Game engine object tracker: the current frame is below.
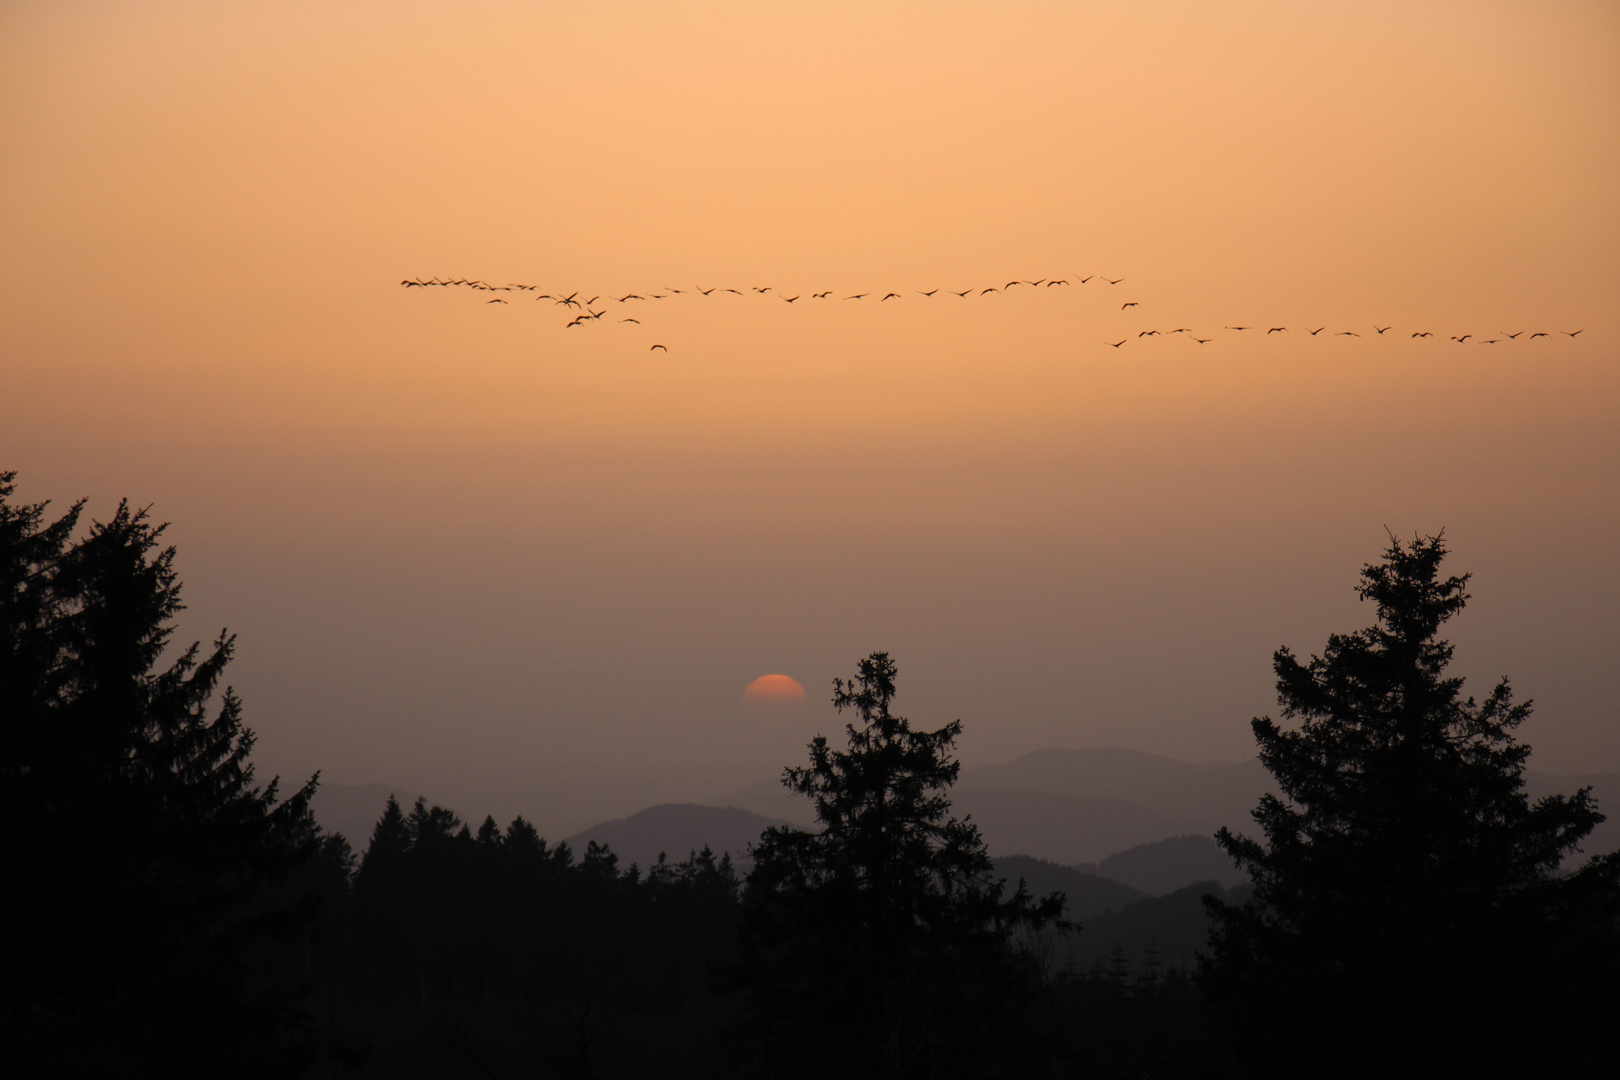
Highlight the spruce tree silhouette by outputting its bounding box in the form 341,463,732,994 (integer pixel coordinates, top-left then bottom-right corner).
0,472,322,1077
737,652,1066,1079
1201,534,1620,1078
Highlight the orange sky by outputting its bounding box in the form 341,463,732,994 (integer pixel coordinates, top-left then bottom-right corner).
3,1,1617,832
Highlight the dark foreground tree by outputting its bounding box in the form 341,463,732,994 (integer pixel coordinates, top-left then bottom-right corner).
1201,534,1620,1078
736,652,1066,1079
0,472,322,1077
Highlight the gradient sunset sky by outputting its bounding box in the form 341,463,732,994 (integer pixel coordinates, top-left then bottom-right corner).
3,0,1616,833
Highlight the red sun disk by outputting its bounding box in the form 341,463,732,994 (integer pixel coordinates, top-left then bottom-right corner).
743,674,808,703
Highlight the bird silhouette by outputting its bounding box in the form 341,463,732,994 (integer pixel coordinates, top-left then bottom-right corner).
1023,279,1045,287
1077,276,1094,284
1192,338,1211,344
1105,340,1126,348
1138,330,1159,337
1375,326,1391,334
1047,279,1069,286
1451,335,1471,342
487,298,507,304
620,318,640,324
1480,339,1500,345
722,288,742,295
1226,326,1250,331
980,288,999,295
881,293,901,301
1004,281,1022,289
1169,328,1192,334
698,287,717,295
846,293,868,300
1105,277,1124,285
1502,331,1524,339
1307,327,1325,336
782,295,799,303
585,296,600,305
1563,330,1584,337
1268,327,1287,334
1122,302,1139,309
754,287,771,294
949,289,971,297
664,287,684,294
1530,332,1548,339
650,344,668,352
918,289,939,297
814,291,832,298
612,294,641,302
1336,331,1359,337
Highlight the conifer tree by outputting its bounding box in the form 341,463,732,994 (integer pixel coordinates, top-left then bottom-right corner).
0,472,322,1074
738,651,1065,1078
1201,534,1620,1077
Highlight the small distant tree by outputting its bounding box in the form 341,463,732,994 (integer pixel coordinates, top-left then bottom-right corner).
737,651,1065,1079
1201,534,1620,1077
0,472,322,1074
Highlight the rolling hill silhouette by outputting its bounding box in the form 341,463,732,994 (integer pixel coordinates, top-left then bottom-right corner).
564,803,797,870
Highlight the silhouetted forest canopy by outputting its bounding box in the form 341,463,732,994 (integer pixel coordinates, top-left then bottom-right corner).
4,472,1617,1078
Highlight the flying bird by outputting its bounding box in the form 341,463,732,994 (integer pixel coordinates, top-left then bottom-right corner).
1562,330,1584,337
814,291,832,298
1105,278,1124,285
1138,330,1159,337
1121,302,1139,309
650,344,668,352
1307,327,1325,336
782,295,800,303
1023,279,1045,287
950,289,971,297
1336,331,1359,336
722,288,742,295
846,293,868,300
487,298,507,304
1375,326,1391,334
1077,276,1094,284
1047,279,1069,286
1451,335,1471,342
664,287,684,294
1226,326,1250,331
1480,339,1500,345
1268,327,1287,334
620,318,640,324
1502,331,1524,339
881,293,901,301
1105,340,1126,348
980,288,999,295
754,287,772,294
918,289,939,297
1412,332,1433,338
1004,281,1022,289
1192,338,1211,344
1530,332,1548,339
1169,328,1192,334
698,287,717,295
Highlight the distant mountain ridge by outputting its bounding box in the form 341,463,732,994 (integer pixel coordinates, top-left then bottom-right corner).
315,750,1619,883
564,803,797,871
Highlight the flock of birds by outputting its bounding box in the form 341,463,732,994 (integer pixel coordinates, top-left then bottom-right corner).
400,276,1585,353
